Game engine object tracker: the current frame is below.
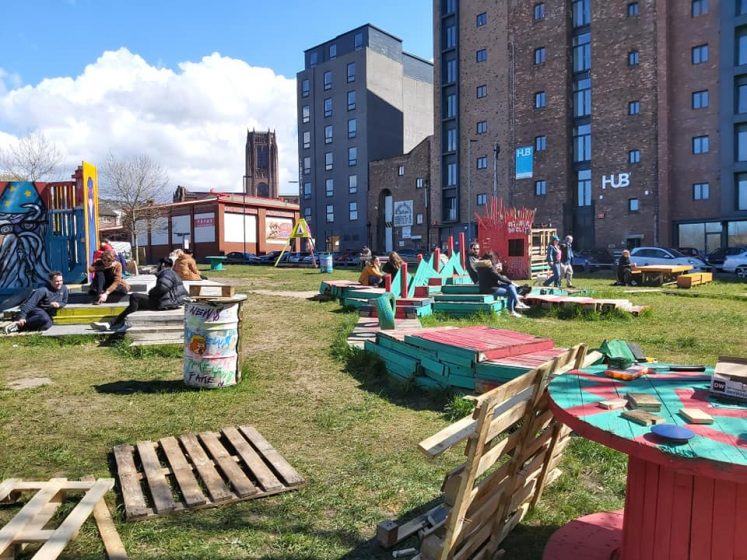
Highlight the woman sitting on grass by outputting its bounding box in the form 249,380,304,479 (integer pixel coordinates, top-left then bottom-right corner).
475,251,530,318
358,256,386,287
381,251,404,276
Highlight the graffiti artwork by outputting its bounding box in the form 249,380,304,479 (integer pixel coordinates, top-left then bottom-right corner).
0,182,52,289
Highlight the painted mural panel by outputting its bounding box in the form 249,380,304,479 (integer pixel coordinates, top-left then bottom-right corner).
0,181,53,289
82,162,99,270
194,212,215,243
223,213,257,243
265,217,292,244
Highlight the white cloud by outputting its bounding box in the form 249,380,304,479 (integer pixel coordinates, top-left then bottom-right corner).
0,48,299,195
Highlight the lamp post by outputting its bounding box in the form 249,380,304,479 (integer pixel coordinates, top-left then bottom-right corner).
242,175,249,258
466,139,477,243
423,179,431,251
493,142,500,198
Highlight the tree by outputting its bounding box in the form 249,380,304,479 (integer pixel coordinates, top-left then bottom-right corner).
0,132,63,181
101,153,170,263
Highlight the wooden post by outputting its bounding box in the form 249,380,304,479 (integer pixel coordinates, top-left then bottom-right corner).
417,253,423,264
384,274,392,293
459,232,466,270
448,236,454,258
434,248,441,272
400,262,408,298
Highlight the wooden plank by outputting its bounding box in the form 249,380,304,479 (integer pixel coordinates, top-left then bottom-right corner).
136,441,177,514
639,460,660,559
689,476,715,560
222,427,284,492
0,481,64,555
239,426,304,487
178,433,235,503
667,472,693,560
159,436,208,508
112,444,150,519
711,479,737,560
82,476,128,560
651,466,675,560
199,432,257,498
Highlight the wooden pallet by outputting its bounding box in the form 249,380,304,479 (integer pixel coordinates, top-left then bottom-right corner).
0,477,126,559
113,425,304,520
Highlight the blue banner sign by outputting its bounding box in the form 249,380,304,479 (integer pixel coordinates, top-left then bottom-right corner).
515,146,534,179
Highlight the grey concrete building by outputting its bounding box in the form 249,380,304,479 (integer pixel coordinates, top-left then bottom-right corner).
433,0,747,254
297,24,433,253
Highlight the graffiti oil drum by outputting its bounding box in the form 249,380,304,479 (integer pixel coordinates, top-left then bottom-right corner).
319,253,333,273
183,294,247,388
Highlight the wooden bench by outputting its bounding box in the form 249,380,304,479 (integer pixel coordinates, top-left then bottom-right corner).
676,271,713,288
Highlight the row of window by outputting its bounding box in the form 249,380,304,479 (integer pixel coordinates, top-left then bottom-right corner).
530,0,711,24
305,203,432,225
301,147,359,175
302,120,358,149
303,175,359,199
300,91,357,125
307,32,363,67
300,64,356,97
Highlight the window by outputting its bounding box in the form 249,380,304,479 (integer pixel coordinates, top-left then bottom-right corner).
627,2,639,16
325,152,333,171
303,207,311,219
324,98,332,117
692,90,709,109
534,47,546,65
347,90,356,111
737,77,747,113
398,165,405,176
445,24,457,49
740,0,747,16
476,49,487,62
303,182,311,199
691,0,708,16
737,124,747,161
534,91,547,108
476,193,488,206
349,202,358,221
326,204,334,223
692,44,709,64
303,156,311,174
477,121,488,134
573,124,591,162
533,3,545,21
476,85,487,98
574,77,591,117
324,125,333,144
629,149,641,164
572,0,590,27
476,156,488,169
301,79,310,97
347,118,357,139
628,50,640,65
329,44,336,59
302,105,310,124
309,51,318,66
629,198,640,212
444,195,457,222
692,135,710,154
416,213,424,225
693,182,710,200
325,178,334,197
348,174,357,194
446,128,457,151
628,100,640,115
737,174,747,210
738,27,747,66
445,58,457,83
302,131,311,149
354,32,363,50
323,71,332,90
535,180,547,196
348,147,357,166
476,12,487,26
347,62,356,82
573,33,590,72
447,162,458,186
446,93,457,117
416,177,425,188
443,0,456,15
577,169,591,207
535,135,547,151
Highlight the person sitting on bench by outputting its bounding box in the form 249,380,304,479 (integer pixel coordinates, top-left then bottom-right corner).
475,251,530,318
93,257,188,332
88,251,130,304
174,249,207,280
3,271,69,334
615,250,636,286
358,256,386,286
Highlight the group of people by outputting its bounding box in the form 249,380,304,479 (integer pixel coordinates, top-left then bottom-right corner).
358,251,404,286
542,235,576,289
466,242,530,318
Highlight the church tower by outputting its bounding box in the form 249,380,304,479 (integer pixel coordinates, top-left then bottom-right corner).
244,129,278,198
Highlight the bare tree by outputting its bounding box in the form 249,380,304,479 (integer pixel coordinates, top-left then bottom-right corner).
0,132,63,181
101,153,170,263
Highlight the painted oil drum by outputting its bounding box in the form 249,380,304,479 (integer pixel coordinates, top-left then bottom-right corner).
319,253,333,273
183,296,246,388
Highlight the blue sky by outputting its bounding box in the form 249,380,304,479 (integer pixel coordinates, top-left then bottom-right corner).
0,0,433,194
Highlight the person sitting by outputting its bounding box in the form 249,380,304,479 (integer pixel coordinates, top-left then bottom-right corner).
475,251,530,318
174,249,207,281
88,251,130,304
3,271,69,334
382,251,404,276
92,240,115,262
93,258,188,332
615,250,635,286
358,256,386,287
466,241,481,284
359,246,372,271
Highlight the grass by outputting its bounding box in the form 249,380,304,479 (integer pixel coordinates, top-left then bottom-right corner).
0,265,745,559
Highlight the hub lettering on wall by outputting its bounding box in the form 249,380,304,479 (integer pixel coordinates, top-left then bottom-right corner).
601,173,631,190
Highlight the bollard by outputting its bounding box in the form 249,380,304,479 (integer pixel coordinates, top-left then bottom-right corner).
400,262,408,298
434,248,441,272
459,232,466,270
448,235,454,258
384,273,392,293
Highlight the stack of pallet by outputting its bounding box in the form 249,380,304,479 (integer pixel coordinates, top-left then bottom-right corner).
524,293,647,316
363,325,572,391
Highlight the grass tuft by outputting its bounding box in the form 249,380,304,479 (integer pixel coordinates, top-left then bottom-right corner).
443,394,476,421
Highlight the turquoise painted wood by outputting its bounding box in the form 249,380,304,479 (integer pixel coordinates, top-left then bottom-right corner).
432,294,497,303
441,284,481,294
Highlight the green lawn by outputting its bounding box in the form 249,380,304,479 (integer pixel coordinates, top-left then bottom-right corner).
0,266,745,559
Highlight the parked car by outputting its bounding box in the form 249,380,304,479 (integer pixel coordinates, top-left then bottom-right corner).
629,247,709,271
258,250,283,265
224,251,260,265
706,247,747,270
677,247,708,261
571,249,615,272
333,251,358,267
722,248,747,278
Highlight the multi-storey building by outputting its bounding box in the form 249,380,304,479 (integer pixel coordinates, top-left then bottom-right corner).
297,25,433,253
433,0,747,253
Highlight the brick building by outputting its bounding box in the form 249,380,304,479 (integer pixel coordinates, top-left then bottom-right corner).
433,0,747,253
244,130,279,198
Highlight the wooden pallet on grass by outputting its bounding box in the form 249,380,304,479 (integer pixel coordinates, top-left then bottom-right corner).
113,425,304,520
0,477,126,560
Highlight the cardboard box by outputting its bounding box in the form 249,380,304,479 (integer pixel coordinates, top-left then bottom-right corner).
710,357,747,402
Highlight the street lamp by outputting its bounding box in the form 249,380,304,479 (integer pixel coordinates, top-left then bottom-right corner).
466,139,478,243
493,142,500,198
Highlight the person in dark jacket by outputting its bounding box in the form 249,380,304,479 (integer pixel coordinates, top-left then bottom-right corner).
615,250,636,286
381,251,404,276
543,235,562,288
475,252,529,318
465,241,481,284
3,271,68,333
93,258,188,332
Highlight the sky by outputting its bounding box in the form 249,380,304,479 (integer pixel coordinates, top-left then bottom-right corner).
0,0,432,195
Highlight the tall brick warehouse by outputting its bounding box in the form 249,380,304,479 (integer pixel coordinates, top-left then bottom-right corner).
434,0,747,253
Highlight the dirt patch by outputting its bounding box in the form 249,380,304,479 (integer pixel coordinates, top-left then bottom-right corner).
248,289,320,299
7,377,53,390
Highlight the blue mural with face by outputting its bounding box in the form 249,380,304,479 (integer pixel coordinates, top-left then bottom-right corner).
0,182,52,289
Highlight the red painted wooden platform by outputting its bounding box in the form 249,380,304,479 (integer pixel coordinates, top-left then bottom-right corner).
543,510,623,560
